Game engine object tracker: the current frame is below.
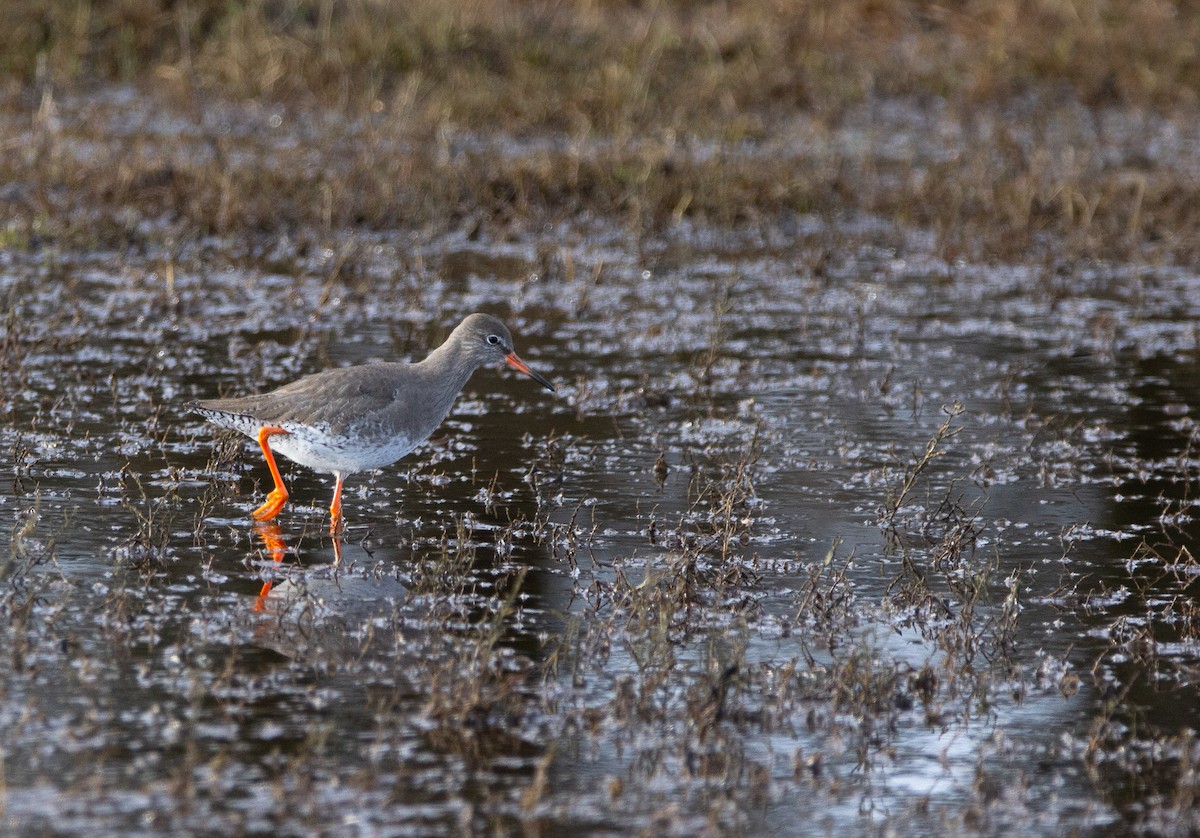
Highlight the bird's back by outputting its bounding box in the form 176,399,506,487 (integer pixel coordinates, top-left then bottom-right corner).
190,363,414,437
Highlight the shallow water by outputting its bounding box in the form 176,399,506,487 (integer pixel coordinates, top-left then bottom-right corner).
2,214,1200,834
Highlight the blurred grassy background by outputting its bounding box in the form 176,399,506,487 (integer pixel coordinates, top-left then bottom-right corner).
4,0,1200,259
7,0,1200,128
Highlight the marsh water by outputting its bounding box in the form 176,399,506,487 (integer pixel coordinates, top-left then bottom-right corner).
5,155,1200,835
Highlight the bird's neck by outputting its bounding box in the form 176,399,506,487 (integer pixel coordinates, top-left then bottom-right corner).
418,338,479,415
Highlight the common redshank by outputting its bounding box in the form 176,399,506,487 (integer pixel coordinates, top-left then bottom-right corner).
189,313,554,532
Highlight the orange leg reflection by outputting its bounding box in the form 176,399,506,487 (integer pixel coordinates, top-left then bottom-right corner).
252,520,287,611
251,520,344,612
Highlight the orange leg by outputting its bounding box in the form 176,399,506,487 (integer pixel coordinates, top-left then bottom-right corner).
329,472,346,534
252,425,291,521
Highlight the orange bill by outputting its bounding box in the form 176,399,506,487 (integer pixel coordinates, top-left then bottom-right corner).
505,352,555,391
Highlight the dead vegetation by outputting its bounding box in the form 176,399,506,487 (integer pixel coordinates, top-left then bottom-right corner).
9,1,1200,118
4,1,1200,259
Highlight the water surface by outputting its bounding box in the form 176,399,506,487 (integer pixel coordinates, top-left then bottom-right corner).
2,218,1199,834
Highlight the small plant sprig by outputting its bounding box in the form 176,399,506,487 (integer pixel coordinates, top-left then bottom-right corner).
880,401,965,532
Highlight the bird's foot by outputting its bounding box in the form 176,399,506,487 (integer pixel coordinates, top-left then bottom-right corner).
252,488,289,520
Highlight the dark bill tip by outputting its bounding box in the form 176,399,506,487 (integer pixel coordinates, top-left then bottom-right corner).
505,352,555,392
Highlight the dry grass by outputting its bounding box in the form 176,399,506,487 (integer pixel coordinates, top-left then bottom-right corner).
8,1,1200,120
3,1,1200,260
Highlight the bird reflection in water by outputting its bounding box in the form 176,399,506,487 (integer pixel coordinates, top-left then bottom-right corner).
251,520,343,611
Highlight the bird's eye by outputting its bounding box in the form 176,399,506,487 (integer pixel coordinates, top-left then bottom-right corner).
486,334,501,346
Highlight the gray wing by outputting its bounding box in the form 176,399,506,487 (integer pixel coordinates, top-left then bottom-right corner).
190,363,406,436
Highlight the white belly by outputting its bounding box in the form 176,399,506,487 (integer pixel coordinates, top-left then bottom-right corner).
266,423,417,476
